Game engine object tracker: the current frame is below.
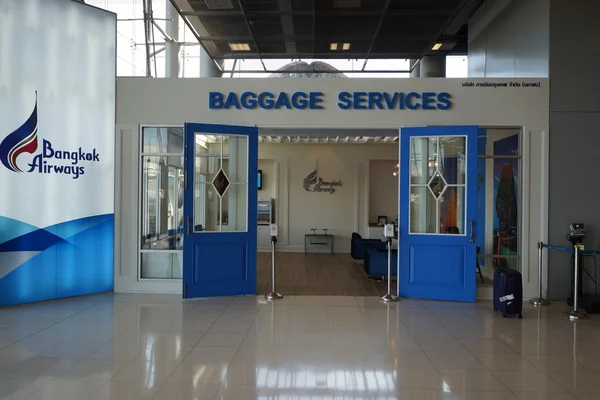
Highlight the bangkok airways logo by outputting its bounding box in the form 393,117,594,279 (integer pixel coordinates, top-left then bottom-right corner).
0,92,39,172
0,92,100,179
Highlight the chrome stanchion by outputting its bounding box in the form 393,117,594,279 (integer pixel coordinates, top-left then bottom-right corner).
381,237,399,303
265,235,283,300
530,242,551,306
565,244,588,320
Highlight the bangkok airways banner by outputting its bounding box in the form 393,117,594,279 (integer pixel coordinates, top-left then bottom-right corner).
0,0,116,306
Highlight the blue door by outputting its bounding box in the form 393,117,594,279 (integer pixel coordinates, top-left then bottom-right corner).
399,126,478,302
183,123,258,298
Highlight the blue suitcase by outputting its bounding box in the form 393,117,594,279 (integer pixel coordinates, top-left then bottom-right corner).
493,268,523,318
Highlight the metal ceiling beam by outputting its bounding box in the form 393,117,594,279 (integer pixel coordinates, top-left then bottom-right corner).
361,0,393,71
236,0,266,71
278,0,297,54
312,0,316,58
425,0,475,55
192,34,433,41
215,49,422,59
219,68,411,73
180,10,454,17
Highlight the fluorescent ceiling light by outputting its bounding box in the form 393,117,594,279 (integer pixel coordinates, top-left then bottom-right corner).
342,43,351,50
432,43,443,51
229,43,250,51
330,43,338,51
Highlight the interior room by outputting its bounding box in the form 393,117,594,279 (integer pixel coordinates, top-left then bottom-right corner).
254,128,399,296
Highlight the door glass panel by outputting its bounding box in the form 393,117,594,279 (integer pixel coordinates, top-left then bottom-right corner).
441,186,465,234
410,137,437,185
409,136,467,235
221,184,247,231
228,136,248,184
193,132,248,233
410,186,436,233
439,137,466,184
194,182,218,232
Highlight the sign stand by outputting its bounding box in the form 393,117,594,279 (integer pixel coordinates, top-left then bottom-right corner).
529,242,550,306
565,244,588,320
265,224,283,300
381,224,399,303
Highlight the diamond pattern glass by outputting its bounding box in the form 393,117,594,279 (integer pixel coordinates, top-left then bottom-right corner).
212,168,230,198
428,172,446,199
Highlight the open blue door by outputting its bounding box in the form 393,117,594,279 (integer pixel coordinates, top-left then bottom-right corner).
183,123,257,298
399,126,478,302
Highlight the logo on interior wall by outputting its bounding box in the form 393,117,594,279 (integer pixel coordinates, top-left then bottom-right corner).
0,92,100,179
303,159,342,194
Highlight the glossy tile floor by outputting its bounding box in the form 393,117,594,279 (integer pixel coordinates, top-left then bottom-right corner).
1,295,600,400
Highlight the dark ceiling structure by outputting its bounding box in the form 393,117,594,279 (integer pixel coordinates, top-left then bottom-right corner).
169,0,483,67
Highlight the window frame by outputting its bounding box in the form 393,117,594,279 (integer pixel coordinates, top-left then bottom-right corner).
138,124,185,282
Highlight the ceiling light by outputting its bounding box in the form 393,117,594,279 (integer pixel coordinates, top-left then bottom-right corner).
342,43,351,50
229,43,250,51
432,43,443,51
330,43,338,51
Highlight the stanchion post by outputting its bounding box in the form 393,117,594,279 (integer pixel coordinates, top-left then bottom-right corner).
266,224,282,300
530,241,550,306
565,244,588,320
381,223,399,303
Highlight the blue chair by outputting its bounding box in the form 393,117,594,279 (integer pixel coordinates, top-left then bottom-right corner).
364,242,397,279
351,232,384,260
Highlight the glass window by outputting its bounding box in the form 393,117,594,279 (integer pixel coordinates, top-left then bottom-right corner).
476,129,521,284
409,136,466,234
193,133,248,233
140,126,184,280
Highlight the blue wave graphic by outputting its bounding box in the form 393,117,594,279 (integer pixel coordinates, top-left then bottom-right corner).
0,217,39,246
0,92,38,172
0,229,66,252
0,214,113,252
45,214,113,242
0,214,114,307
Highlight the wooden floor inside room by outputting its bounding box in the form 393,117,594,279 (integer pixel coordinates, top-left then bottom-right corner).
256,253,388,296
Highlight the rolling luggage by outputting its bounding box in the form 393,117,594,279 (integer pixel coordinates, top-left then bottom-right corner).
493,268,523,318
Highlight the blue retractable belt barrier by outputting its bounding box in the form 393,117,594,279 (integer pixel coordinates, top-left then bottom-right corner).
581,250,600,255
542,243,574,253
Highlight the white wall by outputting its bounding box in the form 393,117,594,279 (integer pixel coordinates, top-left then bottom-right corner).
469,0,549,78
115,77,549,298
258,144,398,253
369,160,399,225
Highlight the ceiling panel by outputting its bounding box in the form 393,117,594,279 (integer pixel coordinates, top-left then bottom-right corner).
172,0,483,63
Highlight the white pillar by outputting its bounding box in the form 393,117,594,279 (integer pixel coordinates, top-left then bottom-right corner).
165,2,180,78
200,46,222,77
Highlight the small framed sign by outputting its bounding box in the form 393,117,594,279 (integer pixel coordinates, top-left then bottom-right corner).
378,216,387,226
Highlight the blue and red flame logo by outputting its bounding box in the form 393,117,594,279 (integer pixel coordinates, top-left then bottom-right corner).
0,92,38,172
